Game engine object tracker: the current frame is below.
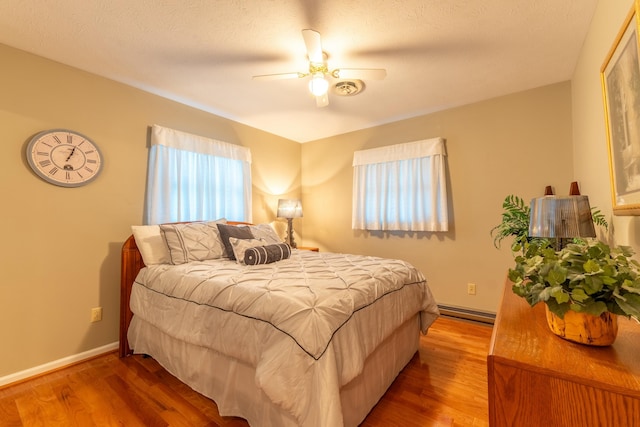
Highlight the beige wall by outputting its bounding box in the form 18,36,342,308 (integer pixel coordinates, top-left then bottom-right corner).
300,82,574,313
572,0,640,249
0,43,300,377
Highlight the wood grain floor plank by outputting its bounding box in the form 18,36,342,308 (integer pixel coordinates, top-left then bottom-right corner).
53,383,95,426
0,317,492,426
0,395,21,426
361,318,492,427
15,383,75,427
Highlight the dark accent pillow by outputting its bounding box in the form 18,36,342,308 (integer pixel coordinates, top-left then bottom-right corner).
244,243,292,265
217,224,254,260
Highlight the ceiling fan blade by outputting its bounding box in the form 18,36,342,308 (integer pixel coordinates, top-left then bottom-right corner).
302,29,324,64
315,93,329,107
331,68,387,80
252,72,306,81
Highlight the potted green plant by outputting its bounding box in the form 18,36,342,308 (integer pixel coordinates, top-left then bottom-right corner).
490,195,531,252
492,194,640,345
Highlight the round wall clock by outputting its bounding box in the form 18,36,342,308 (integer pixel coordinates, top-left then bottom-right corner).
26,129,103,187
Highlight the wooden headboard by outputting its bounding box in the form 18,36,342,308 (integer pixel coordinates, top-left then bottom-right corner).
118,221,252,357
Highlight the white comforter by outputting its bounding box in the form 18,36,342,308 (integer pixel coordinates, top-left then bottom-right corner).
130,249,439,426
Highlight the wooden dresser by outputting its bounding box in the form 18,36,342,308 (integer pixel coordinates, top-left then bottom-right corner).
488,279,640,426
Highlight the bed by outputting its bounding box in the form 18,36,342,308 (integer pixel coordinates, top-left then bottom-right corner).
119,220,439,427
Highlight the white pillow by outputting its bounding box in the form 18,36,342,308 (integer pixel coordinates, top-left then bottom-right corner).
131,225,171,265
250,223,283,245
229,237,267,264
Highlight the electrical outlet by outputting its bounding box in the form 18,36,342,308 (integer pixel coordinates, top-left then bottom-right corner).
467,283,477,295
91,307,103,323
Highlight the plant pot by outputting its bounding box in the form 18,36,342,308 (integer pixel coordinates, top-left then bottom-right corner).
544,305,618,346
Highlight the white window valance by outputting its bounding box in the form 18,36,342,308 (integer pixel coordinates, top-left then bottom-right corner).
352,137,445,166
151,124,251,163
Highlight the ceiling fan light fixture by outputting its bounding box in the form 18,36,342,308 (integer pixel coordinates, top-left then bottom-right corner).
252,29,386,107
308,72,329,96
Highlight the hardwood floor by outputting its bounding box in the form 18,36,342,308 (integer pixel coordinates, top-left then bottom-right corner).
0,317,492,426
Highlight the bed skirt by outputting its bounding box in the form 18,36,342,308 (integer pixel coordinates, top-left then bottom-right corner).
128,314,420,427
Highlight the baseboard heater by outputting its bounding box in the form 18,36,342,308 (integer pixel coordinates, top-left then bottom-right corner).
438,304,496,325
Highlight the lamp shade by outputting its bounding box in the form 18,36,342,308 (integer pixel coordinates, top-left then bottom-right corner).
277,199,303,218
529,195,595,238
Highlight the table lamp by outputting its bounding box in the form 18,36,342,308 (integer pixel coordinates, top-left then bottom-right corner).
529,195,596,250
277,199,303,248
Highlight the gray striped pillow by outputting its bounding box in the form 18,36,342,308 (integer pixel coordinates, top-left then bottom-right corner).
244,243,291,265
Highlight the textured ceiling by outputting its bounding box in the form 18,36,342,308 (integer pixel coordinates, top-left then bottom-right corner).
0,0,597,143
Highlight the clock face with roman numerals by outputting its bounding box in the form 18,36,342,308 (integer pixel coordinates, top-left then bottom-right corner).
26,129,103,187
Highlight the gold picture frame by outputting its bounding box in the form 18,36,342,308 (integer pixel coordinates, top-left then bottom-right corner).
601,2,640,215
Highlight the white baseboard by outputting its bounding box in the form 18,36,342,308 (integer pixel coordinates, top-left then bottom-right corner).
0,341,118,387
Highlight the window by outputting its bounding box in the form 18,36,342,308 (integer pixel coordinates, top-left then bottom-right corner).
352,138,448,231
145,125,252,224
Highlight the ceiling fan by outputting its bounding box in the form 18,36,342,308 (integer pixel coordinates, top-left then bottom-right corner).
252,29,387,107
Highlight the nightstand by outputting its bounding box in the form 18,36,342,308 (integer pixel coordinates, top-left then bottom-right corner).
297,246,319,252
